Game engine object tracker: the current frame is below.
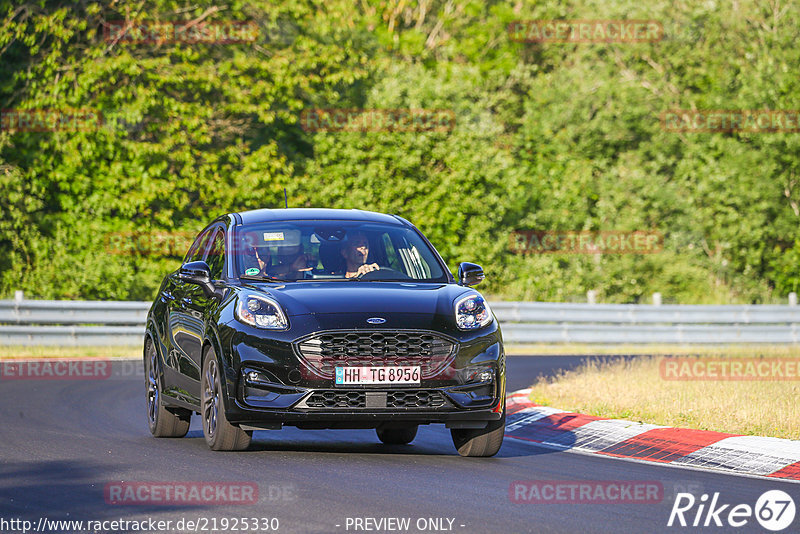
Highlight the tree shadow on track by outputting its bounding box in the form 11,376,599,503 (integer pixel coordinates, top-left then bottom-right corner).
184,428,450,456
183,426,568,459
0,459,219,523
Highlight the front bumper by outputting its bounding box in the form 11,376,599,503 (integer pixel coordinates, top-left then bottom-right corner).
227,377,504,429
229,404,503,430
219,315,505,429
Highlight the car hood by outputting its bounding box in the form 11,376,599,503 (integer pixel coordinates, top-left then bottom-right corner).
242,281,473,318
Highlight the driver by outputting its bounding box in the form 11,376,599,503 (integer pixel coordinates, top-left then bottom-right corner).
341,231,379,278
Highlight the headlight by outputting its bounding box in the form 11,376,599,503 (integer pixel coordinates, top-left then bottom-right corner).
236,294,288,329
455,294,492,330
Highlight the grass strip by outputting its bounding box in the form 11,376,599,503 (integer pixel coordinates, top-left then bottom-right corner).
0,345,142,359
528,347,800,440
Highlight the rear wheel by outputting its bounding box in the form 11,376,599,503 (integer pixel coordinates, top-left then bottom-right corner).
451,411,505,457
376,425,418,445
201,347,251,451
145,339,190,438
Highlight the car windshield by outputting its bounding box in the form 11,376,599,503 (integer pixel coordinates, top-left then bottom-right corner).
234,220,448,282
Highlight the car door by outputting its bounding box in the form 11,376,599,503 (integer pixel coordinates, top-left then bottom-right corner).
166,228,212,406
180,226,227,401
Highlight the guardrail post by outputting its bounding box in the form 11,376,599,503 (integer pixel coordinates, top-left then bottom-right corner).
13,290,23,318
790,292,798,307
652,292,662,306
587,290,597,305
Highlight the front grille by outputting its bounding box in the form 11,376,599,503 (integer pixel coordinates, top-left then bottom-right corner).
305,391,365,408
295,330,457,379
387,390,447,408
303,390,449,409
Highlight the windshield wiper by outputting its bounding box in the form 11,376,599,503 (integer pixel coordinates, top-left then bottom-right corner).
345,276,412,282
239,274,294,283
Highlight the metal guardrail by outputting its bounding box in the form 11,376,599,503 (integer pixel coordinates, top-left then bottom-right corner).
0,299,149,345
0,299,150,325
491,302,800,343
0,298,798,345
491,302,800,325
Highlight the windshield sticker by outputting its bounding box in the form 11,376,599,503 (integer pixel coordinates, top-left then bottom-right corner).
245,267,260,276
263,232,285,241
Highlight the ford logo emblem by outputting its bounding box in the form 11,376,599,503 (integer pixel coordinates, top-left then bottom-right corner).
366,317,386,324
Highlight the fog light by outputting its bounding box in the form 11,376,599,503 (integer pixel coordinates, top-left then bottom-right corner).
459,366,495,385
244,369,274,386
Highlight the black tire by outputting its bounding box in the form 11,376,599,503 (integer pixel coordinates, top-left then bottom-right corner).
201,346,251,451
145,339,190,438
451,411,505,457
376,425,418,445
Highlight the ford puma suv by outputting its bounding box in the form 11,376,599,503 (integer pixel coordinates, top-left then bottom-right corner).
144,208,506,456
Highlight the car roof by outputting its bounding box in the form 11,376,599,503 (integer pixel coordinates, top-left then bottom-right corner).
235,208,406,226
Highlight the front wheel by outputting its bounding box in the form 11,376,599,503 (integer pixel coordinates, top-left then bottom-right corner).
451,411,505,457
201,347,252,451
145,339,190,438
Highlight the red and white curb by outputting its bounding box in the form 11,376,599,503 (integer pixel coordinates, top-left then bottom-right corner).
504,388,800,482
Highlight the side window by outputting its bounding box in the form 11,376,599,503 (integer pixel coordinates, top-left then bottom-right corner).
394,235,426,279
381,233,402,271
409,245,431,278
185,230,211,264
205,229,226,280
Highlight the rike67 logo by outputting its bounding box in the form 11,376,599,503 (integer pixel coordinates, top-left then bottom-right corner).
668,490,796,531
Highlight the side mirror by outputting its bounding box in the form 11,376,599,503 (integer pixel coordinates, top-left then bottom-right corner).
179,261,216,298
457,262,485,287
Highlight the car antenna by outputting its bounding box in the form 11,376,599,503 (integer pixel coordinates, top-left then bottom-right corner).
284,188,288,209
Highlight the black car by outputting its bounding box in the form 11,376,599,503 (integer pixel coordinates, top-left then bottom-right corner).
144,208,506,456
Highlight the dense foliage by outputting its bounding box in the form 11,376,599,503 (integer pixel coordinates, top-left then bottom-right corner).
1,0,798,303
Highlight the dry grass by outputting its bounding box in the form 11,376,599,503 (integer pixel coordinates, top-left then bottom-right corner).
528,346,800,440
0,345,142,359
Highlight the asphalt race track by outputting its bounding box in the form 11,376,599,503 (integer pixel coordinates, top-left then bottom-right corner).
0,355,797,534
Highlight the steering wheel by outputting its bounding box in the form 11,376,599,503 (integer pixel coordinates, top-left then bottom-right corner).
354,267,412,281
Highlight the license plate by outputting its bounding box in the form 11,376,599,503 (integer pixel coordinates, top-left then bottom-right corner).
335,366,420,385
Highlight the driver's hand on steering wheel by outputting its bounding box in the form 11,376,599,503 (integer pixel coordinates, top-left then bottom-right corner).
354,263,380,277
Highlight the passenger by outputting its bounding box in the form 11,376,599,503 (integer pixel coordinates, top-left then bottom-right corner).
270,244,312,279
247,245,271,275
341,232,380,278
